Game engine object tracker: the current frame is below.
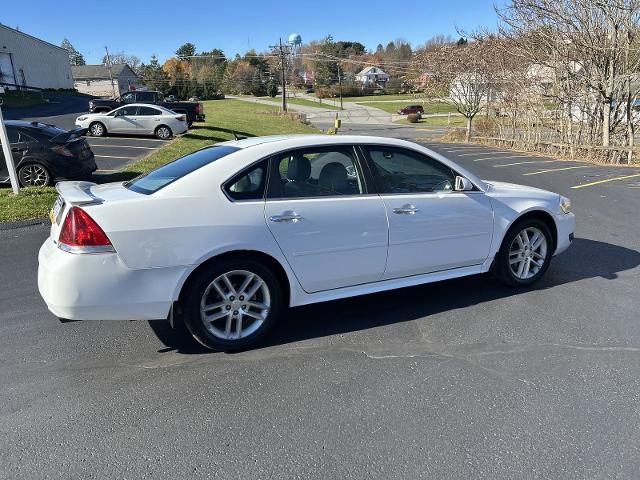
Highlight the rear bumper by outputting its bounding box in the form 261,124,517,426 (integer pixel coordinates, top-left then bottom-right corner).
553,212,575,256
194,115,205,122
38,238,186,321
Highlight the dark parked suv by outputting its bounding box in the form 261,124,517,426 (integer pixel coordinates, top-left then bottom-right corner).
0,121,96,187
397,105,425,115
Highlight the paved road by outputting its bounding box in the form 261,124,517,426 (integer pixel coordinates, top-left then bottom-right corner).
2,130,640,478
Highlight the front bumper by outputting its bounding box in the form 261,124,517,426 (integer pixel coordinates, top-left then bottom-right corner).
553,212,575,256
38,238,187,321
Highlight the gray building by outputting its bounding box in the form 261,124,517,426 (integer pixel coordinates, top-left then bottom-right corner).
72,64,141,98
0,24,73,89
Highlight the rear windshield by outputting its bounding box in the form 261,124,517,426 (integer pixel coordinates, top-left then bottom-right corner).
126,145,240,194
26,123,66,139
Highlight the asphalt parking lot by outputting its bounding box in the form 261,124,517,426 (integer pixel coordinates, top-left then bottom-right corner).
1,133,640,479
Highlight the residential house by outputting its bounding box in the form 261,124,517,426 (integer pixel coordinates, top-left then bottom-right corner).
355,66,390,88
71,64,141,97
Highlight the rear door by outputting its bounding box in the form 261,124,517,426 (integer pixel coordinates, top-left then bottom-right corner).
108,106,140,133
135,106,163,134
263,146,389,293
362,145,494,279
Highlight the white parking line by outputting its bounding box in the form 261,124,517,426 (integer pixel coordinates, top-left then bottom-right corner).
473,155,532,162
458,151,514,157
524,166,591,176
89,144,157,150
493,160,557,167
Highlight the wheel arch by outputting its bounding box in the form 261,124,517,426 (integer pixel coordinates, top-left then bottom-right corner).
172,249,292,320
502,209,558,253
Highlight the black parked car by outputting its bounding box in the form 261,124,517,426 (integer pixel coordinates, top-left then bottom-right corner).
0,121,96,187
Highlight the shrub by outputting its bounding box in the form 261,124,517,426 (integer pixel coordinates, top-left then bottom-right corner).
407,113,421,123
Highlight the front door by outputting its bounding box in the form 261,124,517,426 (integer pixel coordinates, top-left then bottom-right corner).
362,145,494,279
264,146,388,293
109,106,140,133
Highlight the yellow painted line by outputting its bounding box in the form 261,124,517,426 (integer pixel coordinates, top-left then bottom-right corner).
570,173,640,189
89,144,157,150
524,166,590,176
95,169,119,173
94,155,134,159
494,160,556,167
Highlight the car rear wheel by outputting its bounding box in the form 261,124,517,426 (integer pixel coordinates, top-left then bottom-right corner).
182,258,284,351
89,122,106,137
155,125,172,140
18,163,51,187
496,218,553,287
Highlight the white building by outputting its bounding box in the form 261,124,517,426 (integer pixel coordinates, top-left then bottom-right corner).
355,66,390,88
0,24,73,89
71,64,141,97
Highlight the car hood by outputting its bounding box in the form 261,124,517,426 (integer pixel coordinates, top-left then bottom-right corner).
484,180,560,200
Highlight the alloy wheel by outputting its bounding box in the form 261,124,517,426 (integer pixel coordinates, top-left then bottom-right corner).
508,227,548,280
156,127,171,139
19,164,49,187
90,123,104,136
199,270,271,341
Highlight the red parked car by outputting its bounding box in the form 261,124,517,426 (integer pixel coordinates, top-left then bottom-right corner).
397,105,424,115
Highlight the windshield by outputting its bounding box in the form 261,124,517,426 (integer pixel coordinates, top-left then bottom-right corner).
125,145,240,194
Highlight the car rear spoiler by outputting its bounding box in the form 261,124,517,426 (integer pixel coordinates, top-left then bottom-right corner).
50,127,88,144
55,181,101,205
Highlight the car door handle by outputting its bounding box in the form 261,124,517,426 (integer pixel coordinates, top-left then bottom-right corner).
393,204,419,215
269,212,302,223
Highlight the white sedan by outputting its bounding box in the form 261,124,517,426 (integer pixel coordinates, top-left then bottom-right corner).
75,103,188,139
38,135,575,351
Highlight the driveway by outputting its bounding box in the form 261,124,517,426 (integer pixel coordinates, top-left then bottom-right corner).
1,127,639,478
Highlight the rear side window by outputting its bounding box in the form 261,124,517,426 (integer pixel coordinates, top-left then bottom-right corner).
224,160,268,201
136,92,155,102
138,106,161,116
126,145,240,194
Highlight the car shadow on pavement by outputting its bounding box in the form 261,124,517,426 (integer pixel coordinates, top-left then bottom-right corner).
148,237,640,354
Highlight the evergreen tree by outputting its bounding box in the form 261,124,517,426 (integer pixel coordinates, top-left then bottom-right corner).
60,38,85,66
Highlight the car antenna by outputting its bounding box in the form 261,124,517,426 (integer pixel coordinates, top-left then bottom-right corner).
232,130,239,140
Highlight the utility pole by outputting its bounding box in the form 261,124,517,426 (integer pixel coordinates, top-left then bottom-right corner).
337,63,344,110
0,87,20,194
104,46,116,98
270,38,290,112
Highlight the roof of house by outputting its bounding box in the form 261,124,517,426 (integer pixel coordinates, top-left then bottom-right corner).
71,64,138,80
356,66,389,76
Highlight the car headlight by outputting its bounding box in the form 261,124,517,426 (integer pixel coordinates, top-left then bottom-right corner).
77,116,88,122
559,195,572,214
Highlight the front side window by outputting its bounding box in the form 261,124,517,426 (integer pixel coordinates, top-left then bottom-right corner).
225,160,268,201
126,145,240,194
118,106,139,116
366,147,455,194
269,147,363,199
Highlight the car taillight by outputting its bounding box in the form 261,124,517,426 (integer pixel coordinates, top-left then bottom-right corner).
58,207,115,254
195,104,200,114
51,145,74,157
175,115,185,122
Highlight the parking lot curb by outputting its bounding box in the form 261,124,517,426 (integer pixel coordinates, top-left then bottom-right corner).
0,218,48,231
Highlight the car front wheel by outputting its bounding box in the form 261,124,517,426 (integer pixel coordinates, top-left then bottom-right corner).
89,122,106,137
182,258,284,351
496,218,553,287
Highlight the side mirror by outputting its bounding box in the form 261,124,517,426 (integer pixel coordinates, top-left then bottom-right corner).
455,176,474,191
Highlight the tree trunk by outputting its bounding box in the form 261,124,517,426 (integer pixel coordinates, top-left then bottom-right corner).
466,116,472,142
602,99,611,147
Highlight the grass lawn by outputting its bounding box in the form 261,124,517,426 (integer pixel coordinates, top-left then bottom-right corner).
2,91,46,108
0,99,319,222
395,115,467,127
359,101,459,115
259,96,341,111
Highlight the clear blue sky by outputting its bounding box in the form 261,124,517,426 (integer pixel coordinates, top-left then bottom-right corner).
1,0,505,64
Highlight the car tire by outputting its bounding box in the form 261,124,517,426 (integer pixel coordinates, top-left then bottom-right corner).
17,163,52,187
155,125,172,140
496,218,553,287
181,258,284,351
89,122,106,137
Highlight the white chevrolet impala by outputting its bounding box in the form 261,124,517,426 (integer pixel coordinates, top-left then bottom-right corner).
38,136,575,350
